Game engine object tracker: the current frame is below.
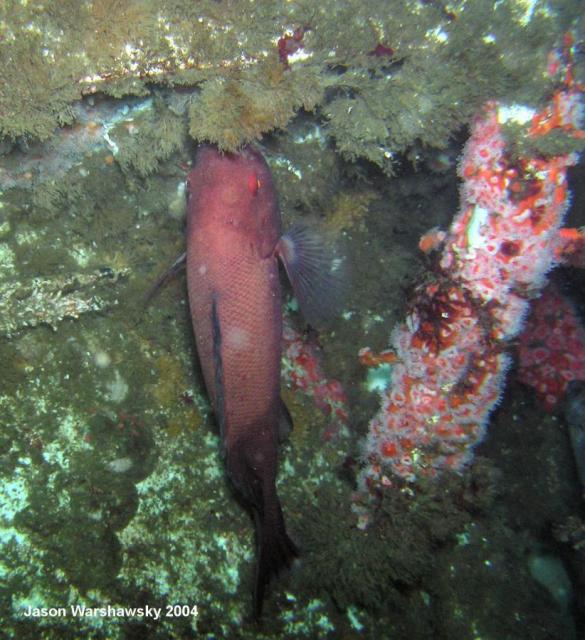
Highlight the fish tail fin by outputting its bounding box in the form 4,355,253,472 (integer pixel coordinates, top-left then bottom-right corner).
227,449,298,619
253,485,298,619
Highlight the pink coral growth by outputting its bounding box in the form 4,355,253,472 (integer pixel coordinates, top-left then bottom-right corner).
518,283,585,411
277,27,309,68
282,319,348,436
358,37,583,493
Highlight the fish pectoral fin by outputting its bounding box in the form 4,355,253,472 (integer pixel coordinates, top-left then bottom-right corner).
278,397,293,442
144,252,187,306
276,225,345,327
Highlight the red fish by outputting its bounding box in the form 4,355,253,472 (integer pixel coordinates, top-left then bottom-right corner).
186,145,339,617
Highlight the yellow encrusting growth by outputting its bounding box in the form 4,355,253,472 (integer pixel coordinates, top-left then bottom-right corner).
189,62,323,152
325,189,379,233
151,353,203,435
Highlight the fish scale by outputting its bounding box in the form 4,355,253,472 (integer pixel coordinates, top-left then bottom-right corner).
188,247,281,433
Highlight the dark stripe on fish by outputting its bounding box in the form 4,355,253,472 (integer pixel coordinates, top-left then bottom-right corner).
211,295,227,445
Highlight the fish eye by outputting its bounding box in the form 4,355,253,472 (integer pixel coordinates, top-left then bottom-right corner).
247,173,261,196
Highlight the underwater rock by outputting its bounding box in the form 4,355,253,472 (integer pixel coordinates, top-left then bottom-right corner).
563,381,585,497
0,268,129,337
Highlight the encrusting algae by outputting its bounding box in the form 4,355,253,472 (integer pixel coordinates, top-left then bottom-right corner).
151,353,205,437
2,0,582,164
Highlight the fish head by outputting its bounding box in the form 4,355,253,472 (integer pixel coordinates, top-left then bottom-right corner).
187,145,280,250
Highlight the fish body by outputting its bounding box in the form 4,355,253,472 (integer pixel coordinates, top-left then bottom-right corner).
186,145,296,615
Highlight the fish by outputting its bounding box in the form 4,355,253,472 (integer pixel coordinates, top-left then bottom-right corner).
185,144,340,617
563,380,585,498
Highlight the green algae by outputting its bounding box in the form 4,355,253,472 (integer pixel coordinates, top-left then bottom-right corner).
116,97,186,177
1,0,583,164
188,61,324,151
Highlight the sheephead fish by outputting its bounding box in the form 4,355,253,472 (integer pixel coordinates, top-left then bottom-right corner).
186,144,339,617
